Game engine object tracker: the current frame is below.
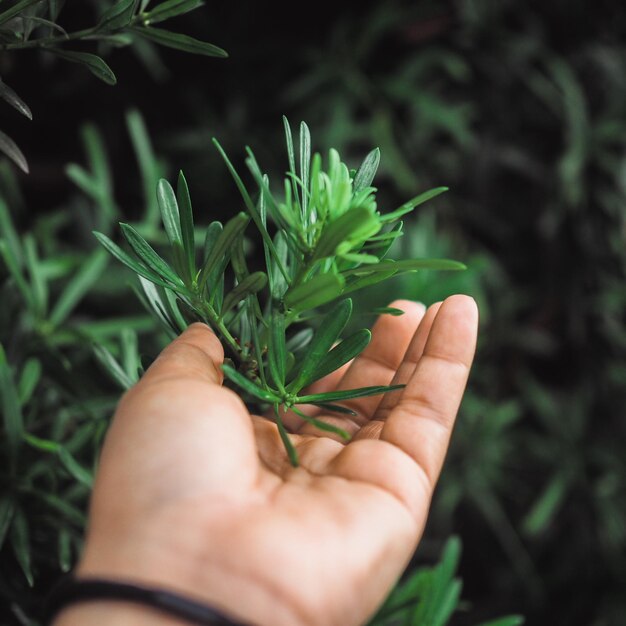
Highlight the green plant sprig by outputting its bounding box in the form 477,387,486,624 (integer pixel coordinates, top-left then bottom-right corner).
95,118,465,464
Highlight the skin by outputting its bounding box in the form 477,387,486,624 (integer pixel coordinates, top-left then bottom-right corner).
54,295,478,626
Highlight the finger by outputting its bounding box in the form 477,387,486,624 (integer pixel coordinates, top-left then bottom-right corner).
312,300,426,425
372,301,443,422
139,322,225,388
380,295,478,487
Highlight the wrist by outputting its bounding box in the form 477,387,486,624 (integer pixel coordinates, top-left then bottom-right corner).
72,505,307,626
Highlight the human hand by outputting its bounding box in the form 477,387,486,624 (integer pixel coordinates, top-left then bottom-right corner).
55,295,478,626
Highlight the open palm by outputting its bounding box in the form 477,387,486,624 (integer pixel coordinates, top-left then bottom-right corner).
76,295,478,626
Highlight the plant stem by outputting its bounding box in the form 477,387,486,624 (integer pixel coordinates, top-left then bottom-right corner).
2,26,98,50
0,14,146,51
196,300,240,356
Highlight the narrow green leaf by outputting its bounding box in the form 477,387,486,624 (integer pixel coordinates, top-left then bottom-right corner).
0,344,23,467
57,447,93,488
0,128,28,173
282,116,301,216
338,252,379,264
143,0,203,24
290,406,350,440
23,432,59,452
274,405,298,467
93,231,174,289
371,307,405,316
50,50,117,86
66,123,116,224
134,277,179,336
366,221,403,261
268,230,289,298
177,171,195,281
23,234,47,317
58,529,72,572
0,497,14,550
432,579,463,626
203,221,222,260
476,616,525,626
36,491,86,526
156,178,182,245
215,142,289,282
342,270,397,296
132,26,228,58
268,311,287,389
197,212,249,291
0,197,22,267
0,240,32,305
98,0,137,31
65,164,98,199
299,121,311,216
126,109,161,228
380,187,449,223
313,207,380,261
222,365,279,403
17,358,41,406
311,403,357,417
342,258,466,276
10,508,33,586
302,329,371,387
297,384,404,404
0,78,32,120
120,328,140,381
353,147,380,192
437,536,461,585
162,288,187,333
288,299,352,391
21,15,68,36
220,272,267,315
120,223,183,286
522,473,568,536
93,344,135,390
49,249,108,327
0,0,42,26
283,272,345,312
285,328,313,352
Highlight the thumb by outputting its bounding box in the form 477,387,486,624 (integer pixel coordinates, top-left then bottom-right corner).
139,322,225,388
95,324,260,508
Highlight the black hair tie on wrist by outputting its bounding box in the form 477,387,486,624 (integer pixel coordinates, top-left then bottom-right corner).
46,576,248,625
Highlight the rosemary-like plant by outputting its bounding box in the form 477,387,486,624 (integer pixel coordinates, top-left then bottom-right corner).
0,0,225,172
96,118,465,464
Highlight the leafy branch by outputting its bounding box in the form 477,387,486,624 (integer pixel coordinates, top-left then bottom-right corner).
96,118,465,464
0,0,226,173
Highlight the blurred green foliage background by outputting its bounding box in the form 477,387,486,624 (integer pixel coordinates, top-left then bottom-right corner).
1,0,625,624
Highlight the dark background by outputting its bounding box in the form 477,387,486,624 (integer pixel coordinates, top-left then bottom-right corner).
1,0,625,624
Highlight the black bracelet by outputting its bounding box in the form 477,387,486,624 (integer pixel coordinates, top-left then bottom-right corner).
46,576,249,625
